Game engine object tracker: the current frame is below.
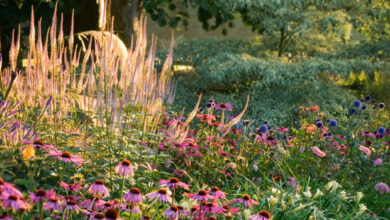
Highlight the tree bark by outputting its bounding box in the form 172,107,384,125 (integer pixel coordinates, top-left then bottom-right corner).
108,0,141,46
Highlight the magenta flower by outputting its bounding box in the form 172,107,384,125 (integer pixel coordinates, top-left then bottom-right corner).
0,179,23,197
123,187,143,204
373,158,383,166
88,180,110,198
208,186,227,200
65,200,80,212
311,146,326,157
215,102,233,111
146,188,172,203
2,195,27,210
202,202,226,214
185,190,213,202
250,210,272,220
121,203,141,214
158,177,190,190
60,181,83,192
232,194,259,208
23,139,58,152
163,206,180,220
79,196,105,210
0,214,12,220
375,182,390,195
29,188,55,203
90,213,105,220
49,151,84,166
115,159,134,177
222,201,240,216
173,169,187,176
43,197,63,212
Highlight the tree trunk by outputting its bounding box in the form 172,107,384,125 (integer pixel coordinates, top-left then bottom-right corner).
108,0,141,46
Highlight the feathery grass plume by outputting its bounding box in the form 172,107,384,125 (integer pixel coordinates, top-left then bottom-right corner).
219,96,250,137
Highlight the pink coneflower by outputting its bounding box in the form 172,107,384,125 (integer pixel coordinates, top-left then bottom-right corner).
232,194,259,208
29,188,55,203
43,197,63,212
215,102,233,111
0,179,23,197
173,169,187,177
177,205,190,216
2,195,26,210
208,186,227,200
104,208,119,220
123,187,143,204
373,158,383,166
90,213,105,220
202,202,226,214
159,177,190,190
23,139,58,152
375,182,390,195
163,206,180,220
121,203,141,214
359,145,371,156
82,209,95,218
60,181,83,192
65,200,80,212
115,159,134,177
100,201,116,211
311,146,326,157
250,210,272,220
185,189,213,202
79,196,105,210
222,201,240,217
49,151,84,166
88,180,110,198
146,188,172,203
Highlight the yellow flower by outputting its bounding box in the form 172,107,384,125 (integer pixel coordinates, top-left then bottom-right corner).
22,144,35,160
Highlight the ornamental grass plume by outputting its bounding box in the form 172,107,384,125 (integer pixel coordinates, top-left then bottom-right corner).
311,146,326,157
359,146,371,156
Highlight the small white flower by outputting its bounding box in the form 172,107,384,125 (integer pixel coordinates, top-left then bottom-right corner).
356,192,364,202
339,190,347,200
359,204,367,214
303,187,312,198
268,196,279,206
313,189,324,199
325,180,341,193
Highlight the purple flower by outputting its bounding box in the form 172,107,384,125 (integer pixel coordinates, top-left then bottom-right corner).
158,177,189,190
163,206,179,220
373,158,383,166
375,182,389,195
88,180,110,198
115,159,134,177
146,189,172,203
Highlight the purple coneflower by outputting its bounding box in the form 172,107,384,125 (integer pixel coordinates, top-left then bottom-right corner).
79,195,105,210
202,202,226,214
2,194,26,210
0,179,23,197
65,200,80,212
222,201,240,217
0,214,12,220
88,180,110,198
209,186,227,200
49,151,84,166
43,197,63,212
373,158,383,166
29,188,55,203
250,210,272,220
185,189,213,202
215,102,233,111
163,206,180,220
375,182,390,195
232,194,259,208
123,187,143,204
90,213,105,220
146,188,172,203
121,203,141,214
60,181,83,192
115,159,134,177
105,208,119,220
159,177,189,190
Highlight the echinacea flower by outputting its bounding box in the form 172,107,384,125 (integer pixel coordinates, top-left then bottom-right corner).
65,200,80,212
0,214,12,220
202,202,226,214
311,147,326,157
146,188,172,203
359,146,371,156
49,151,84,166
104,208,119,220
2,195,26,210
43,197,63,212
115,159,134,177
29,188,55,203
222,201,240,217
209,186,227,200
375,182,390,195
185,190,213,202
250,210,272,220
90,213,105,220
215,102,233,111
163,206,180,220
158,177,189,190
0,179,23,197
88,180,110,198
123,187,143,204
60,181,83,192
121,203,141,214
232,194,259,208
79,195,105,210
